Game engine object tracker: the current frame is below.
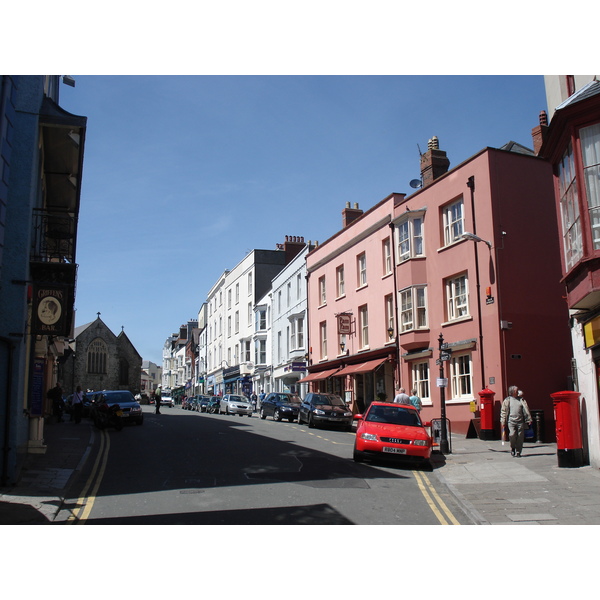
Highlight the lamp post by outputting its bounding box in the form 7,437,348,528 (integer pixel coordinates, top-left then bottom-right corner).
461,230,492,391
438,333,450,454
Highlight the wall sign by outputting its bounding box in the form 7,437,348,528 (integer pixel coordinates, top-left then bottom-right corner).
31,284,69,336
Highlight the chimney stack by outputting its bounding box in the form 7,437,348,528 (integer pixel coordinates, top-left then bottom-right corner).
420,136,450,187
531,110,549,156
342,201,364,228
282,235,306,264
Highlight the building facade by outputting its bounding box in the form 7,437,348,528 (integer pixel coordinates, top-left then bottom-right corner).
539,75,600,467
304,138,573,436
0,76,86,485
61,316,142,395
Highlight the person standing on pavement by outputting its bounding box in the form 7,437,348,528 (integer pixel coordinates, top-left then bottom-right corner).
154,385,162,414
72,385,84,424
48,382,64,422
409,389,422,412
393,387,411,405
500,385,533,457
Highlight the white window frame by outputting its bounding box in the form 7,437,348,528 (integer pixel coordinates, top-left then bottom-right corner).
336,265,345,298
446,274,469,321
359,305,369,349
581,123,600,250
382,238,392,275
385,294,394,339
396,215,425,261
357,252,367,288
411,361,430,403
449,353,473,401
558,141,583,270
443,198,464,246
399,285,427,332
319,276,326,306
320,321,327,360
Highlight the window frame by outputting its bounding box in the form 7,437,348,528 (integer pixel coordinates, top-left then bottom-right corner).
357,252,367,288
445,273,469,321
442,198,464,246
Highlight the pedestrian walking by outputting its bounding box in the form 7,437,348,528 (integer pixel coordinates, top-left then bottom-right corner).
155,385,162,414
500,385,532,457
72,385,84,424
393,387,411,405
409,389,422,412
47,382,64,422
251,392,257,412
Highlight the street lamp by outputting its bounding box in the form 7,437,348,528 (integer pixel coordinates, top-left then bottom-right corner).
461,231,491,248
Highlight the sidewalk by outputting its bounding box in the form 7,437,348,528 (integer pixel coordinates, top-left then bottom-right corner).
2,418,600,525
0,419,94,524
432,436,600,525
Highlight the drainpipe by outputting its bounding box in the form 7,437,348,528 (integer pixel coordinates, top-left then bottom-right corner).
388,221,402,389
1,336,15,487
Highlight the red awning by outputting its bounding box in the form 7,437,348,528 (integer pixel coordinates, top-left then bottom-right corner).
297,368,340,383
335,358,388,376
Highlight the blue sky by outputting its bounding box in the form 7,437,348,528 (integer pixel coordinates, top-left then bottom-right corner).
58,75,549,364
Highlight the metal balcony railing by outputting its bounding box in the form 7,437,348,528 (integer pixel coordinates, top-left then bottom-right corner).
31,208,76,263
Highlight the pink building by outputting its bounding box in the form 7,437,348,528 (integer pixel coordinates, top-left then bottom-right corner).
304,137,573,437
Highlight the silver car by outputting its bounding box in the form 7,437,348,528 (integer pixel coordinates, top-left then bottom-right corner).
219,394,253,417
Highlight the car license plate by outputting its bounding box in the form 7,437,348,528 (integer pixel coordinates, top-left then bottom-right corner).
383,447,406,454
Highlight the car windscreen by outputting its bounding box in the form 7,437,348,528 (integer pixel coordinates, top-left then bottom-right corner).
229,396,245,402
104,392,135,404
278,394,300,402
366,405,422,427
313,394,345,406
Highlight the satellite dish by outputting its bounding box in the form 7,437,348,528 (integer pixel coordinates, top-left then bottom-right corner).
409,179,422,189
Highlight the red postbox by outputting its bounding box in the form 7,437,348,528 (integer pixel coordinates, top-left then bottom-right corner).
551,391,584,468
478,388,495,440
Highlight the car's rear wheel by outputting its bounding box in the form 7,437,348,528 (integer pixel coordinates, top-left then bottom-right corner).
260,408,267,420
308,414,316,428
297,413,303,425
273,409,281,421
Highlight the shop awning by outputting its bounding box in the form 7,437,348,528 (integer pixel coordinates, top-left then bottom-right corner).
297,368,340,383
335,357,388,376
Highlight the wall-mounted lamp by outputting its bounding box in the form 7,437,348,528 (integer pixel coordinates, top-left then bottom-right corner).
462,231,491,249
340,341,345,353
387,327,395,340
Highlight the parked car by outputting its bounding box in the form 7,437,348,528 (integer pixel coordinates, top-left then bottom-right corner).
219,394,253,416
89,390,144,426
160,395,174,408
197,395,211,412
181,397,194,410
297,393,353,430
260,392,302,422
352,401,432,468
206,396,221,414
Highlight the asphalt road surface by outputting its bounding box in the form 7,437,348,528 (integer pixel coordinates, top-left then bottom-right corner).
67,405,471,525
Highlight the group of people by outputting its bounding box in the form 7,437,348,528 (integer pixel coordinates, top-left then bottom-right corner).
392,384,532,457
393,387,423,412
46,382,85,424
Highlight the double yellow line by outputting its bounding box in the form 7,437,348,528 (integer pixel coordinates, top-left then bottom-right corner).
67,429,110,524
413,468,460,525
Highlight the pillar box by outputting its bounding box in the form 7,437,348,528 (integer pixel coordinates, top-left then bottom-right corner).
551,391,584,468
478,388,496,440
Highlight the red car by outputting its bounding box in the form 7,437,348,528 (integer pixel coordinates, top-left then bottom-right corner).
353,402,433,469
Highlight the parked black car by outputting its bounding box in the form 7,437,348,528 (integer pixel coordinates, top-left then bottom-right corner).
89,390,144,426
297,393,353,430
197,395,211,412
260,392,302,422
206,396,221,414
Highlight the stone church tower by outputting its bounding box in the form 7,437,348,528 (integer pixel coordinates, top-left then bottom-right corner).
61,315,142,396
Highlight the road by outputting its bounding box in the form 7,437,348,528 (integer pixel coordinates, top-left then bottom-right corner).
66,405,472,525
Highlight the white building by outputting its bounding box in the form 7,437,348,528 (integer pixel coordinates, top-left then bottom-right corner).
270,242,315,394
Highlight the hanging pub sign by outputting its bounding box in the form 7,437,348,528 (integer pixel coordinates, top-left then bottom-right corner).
31,284,69,336
338,313,352,335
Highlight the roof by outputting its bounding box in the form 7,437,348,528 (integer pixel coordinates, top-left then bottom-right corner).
555,79,600,112
499,140,535,156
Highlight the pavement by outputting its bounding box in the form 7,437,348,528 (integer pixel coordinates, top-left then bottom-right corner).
2,416,600,525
